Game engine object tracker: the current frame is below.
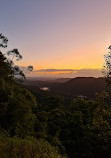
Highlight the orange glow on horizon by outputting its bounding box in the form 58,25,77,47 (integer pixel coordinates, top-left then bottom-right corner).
32,70,77,75
17,45,105,71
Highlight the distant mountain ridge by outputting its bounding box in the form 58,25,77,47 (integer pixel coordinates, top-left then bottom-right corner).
26,77,71,82
24,77,111,99
55,77,108,99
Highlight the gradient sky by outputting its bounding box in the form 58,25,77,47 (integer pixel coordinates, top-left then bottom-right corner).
1,0,111,77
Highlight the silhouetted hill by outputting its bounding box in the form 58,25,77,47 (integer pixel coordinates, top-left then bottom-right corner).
24,77,111,99
46,78,71,83
53,77,110,99
26,77,71,83
27,77,56,81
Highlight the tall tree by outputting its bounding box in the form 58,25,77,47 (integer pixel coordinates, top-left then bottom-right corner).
102,46,111,84
0,34,37,137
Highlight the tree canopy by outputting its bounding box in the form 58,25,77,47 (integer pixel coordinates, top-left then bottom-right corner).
1,34,111,158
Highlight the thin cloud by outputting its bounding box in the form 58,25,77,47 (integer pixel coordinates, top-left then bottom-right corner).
33,69,77,72
28,68,103,78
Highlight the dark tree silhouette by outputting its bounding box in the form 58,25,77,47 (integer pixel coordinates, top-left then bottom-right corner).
27,65,33,71
7,49,22,61
0,33,8,48
102,46,111,84
0,33,33,82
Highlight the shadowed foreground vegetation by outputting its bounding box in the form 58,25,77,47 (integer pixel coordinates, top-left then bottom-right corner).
0,132,63,158
1,34,111,158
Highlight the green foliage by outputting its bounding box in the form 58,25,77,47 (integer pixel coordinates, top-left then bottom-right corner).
0,52,13,80
32,89,111,158
0,34,37,137
0,34,65,158
0,73,37,137
0,132,64,158
1,33,111,157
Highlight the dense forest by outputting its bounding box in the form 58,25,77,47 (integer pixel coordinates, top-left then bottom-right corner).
1,34,111,158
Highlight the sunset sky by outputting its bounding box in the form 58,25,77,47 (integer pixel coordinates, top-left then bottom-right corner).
0,0,111,77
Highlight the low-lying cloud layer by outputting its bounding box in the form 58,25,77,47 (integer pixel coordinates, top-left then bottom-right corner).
28,68,103,78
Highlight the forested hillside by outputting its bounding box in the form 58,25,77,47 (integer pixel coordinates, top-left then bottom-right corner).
0,34,65,158
1,34,111,158
24,77,111,99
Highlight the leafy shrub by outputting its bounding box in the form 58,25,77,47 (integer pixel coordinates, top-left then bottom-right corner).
0,132,65,158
